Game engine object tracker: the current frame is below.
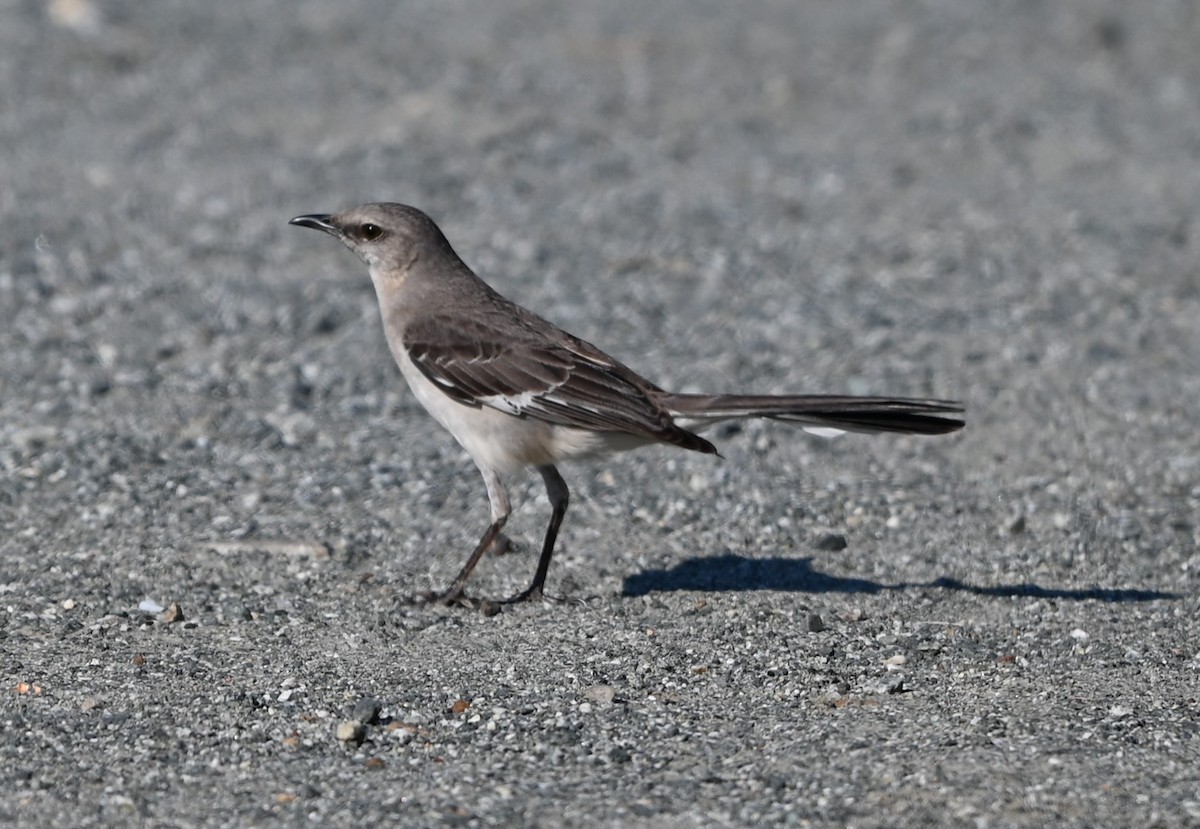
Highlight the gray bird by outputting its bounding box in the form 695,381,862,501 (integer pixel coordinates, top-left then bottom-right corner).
290,203,963,609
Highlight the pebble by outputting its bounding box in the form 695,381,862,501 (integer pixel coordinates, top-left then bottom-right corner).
11,426,59,453
336,721,366,745
806,613,826,633
814,533,848,552
608,747,633,764
162,604,185,624
221,600,253,622
583,684,616,704
351,697,383,725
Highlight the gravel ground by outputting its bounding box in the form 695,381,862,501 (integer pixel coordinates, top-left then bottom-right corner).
3,0,1198,826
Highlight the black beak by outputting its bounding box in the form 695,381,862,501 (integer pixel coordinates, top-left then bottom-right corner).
289,214,339,235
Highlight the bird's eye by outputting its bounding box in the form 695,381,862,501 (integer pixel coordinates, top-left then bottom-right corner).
361,223,383,240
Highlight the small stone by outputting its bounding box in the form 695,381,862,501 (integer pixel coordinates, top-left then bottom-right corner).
1007,514,1027,535
388,725,416,746
814,533,848,551
162,604,185,624
451,699,471,715
806,613,826,633
1070,628,1089,641
478,600,502,617
351,697,383,725
608,747,633,764
336,721,366,745
583,684,616,704
138,599,164,614
11,426,59,453
221,600,253,622
62,599,77,610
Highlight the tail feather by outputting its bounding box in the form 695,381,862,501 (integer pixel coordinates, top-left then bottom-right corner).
663,394,965,436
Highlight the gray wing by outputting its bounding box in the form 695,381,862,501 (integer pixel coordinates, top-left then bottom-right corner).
403,311,716,454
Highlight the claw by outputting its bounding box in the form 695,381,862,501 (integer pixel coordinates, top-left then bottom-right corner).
410,588,503,616
502,587,543,605
501,586,574,605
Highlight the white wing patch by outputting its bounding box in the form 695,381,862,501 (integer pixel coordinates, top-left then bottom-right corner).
802,426,846,438
480,390,540,415
541,394,608,416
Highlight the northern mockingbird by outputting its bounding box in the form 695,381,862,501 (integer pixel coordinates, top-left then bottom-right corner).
290,203,964,609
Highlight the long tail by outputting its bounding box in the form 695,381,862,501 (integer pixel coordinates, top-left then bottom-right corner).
662,394,965,436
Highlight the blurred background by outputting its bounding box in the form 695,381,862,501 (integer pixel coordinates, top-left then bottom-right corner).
4,0,1195,582
1,0,1197,824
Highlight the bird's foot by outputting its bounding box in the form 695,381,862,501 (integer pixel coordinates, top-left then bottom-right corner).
501,585,574,605
501,586,544,605
411,588,503,616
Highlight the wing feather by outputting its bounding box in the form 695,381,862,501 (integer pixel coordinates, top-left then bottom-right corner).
403,310,715,453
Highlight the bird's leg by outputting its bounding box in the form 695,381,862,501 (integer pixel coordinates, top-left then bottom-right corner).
425,468,510,608
504,465,569,604
431,517,507,608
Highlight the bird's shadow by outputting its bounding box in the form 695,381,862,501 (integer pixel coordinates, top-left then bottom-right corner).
621,553,1178,603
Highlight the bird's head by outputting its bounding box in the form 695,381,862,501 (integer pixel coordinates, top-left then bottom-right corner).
289,202,450,275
